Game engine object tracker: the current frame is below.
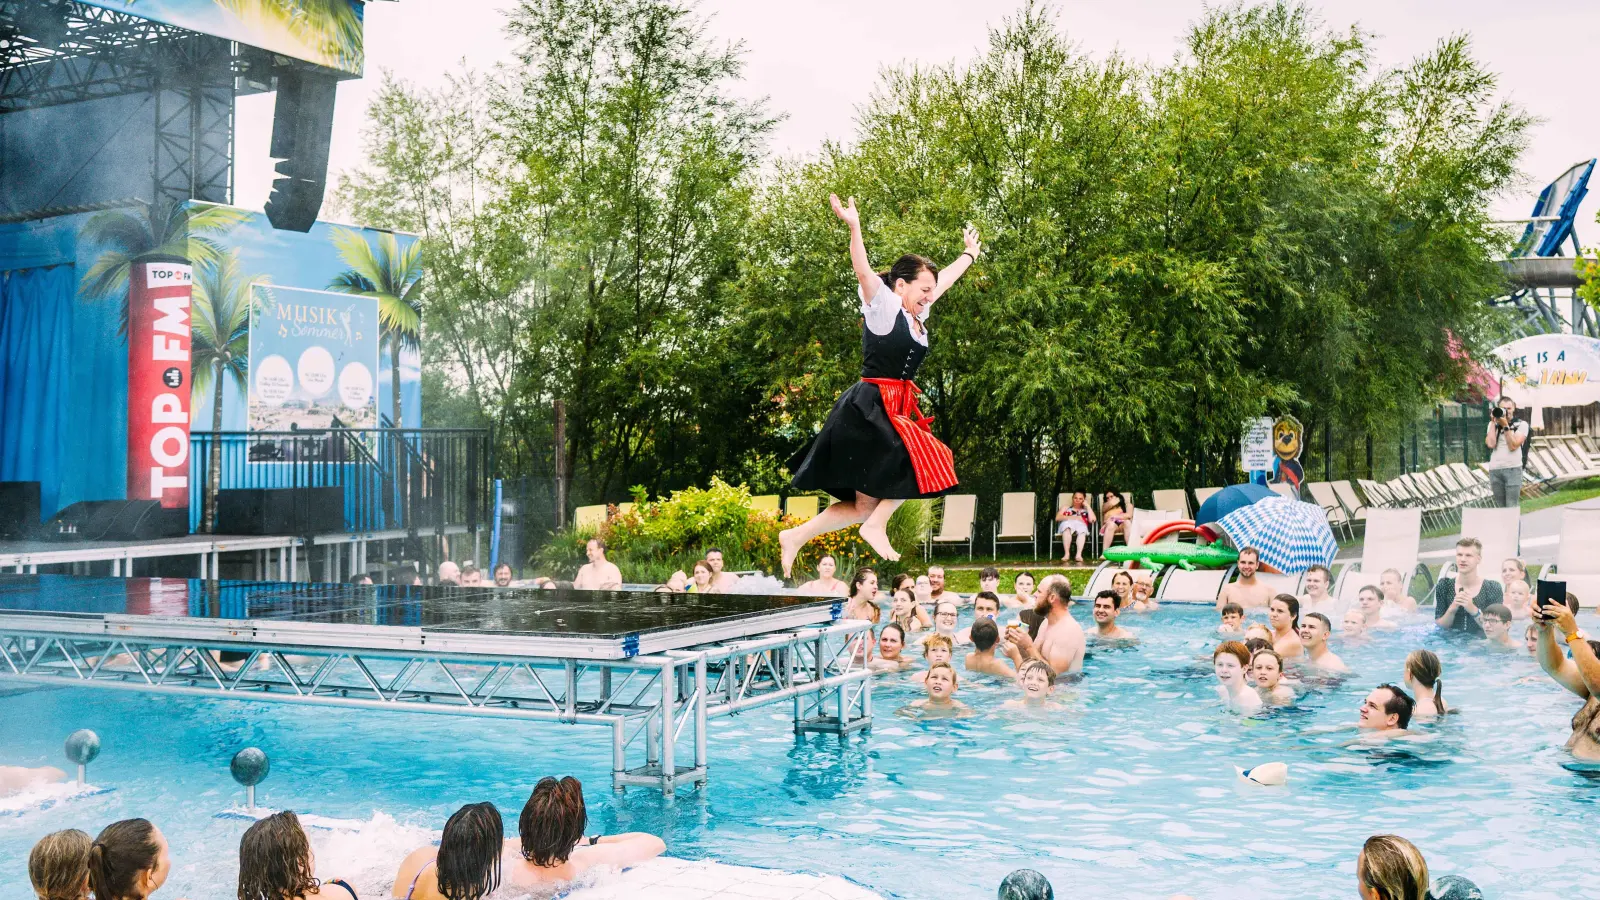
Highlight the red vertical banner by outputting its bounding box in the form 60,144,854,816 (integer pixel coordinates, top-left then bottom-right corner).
126,255,193,509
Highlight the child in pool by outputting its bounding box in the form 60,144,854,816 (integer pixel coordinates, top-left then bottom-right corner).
1214,641,1263,713
1481,603,1517,651
1503,579,1532,620
1005,658,1057,707
1379,568,1420,614
1525,621,1540,656
1342,608,1367,637
899,662,972,718
1251,648,1296,705
911,634,955,684
1218,602,1244,635
888,589,926,634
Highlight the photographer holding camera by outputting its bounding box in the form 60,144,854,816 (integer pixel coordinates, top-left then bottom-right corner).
1532,588,1600,761
1483,395,1529,507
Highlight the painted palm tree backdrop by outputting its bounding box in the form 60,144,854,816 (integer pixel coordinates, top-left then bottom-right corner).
75,201,251,335
327,227,424,432
190,250,257,531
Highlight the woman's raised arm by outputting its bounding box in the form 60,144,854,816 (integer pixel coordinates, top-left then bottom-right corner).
928,224,982,304
831,194,881,301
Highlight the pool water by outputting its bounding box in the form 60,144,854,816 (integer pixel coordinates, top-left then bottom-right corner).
2,603,1596,900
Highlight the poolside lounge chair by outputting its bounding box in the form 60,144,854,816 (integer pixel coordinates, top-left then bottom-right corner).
1331,480,1369,532
1546,507,1600,601
1268,482,1299,501
1306,482,1354,542
574,504,607,531
784,495,820,521
1157,566,1234,604
1440,506,1520,580
927,493,977,560
1151,489,1190,519
1252,571,1306,596
1333,508,1428,603
616,502,635,516
1193,486,1224,509
993,492,1038,559
1080,562,1136,600
1130,508,1181,547
749,495,781,515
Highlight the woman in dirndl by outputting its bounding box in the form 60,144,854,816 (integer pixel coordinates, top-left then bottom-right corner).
779,194,980,578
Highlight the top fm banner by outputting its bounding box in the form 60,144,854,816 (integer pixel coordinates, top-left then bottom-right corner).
78,0,363,75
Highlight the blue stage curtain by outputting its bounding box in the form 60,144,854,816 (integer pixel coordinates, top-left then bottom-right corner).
0,264,126,519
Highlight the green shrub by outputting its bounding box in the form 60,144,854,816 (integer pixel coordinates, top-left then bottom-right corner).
530,479,933,583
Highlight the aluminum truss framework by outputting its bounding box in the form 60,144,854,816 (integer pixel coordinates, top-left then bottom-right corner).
0,620,873,794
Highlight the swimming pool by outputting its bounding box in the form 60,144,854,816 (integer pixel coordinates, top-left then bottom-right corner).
1,603,1595,899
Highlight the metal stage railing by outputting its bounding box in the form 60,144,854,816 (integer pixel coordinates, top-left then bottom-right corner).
189,427,491,538
0,619,872,794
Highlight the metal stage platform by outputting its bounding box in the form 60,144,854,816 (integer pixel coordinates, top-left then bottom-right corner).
0,576,873,793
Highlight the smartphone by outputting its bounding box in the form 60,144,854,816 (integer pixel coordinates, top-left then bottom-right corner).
1536,578,1567,611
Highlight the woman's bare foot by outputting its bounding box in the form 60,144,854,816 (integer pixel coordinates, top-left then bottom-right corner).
779,528,804,578
858,522,900,561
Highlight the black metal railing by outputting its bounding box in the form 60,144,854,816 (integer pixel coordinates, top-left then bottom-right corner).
188,428,491,536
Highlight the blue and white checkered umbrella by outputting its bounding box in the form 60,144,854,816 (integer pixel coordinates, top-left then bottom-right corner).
1215,496,1337,574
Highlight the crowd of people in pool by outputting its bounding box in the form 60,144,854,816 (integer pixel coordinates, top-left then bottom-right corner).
804,537,1600,758
21,775,663,900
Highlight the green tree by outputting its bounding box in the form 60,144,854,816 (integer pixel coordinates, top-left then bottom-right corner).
326,227,424,430
190,250,255,532
76,201,251,334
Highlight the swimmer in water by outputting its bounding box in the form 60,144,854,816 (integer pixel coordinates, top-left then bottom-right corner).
1213,641,1263,713
1218,602,1244,635
1525,621,1539,657
1379,568,1420,615
1005,658,1058,707
912,633,955,684
868,623,915,673
899,662,972,718
1089,589,1137,643
1268,594,1304,660
888,589,928,634
1006,571,1035,610
1251,648,1296,705
1299,613,1349,674
1355,683,1414,742
964,619,1017,679
1402,649,1449,719
924,600,960,646
1243,622,1273,645
1355,585,1396,631
1481,604,1517,651
1129,574,1158,613
1342,608,1367,638
956,592,1002,644
1502,578,1532,620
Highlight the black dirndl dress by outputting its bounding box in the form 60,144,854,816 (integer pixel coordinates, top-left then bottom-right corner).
788,284,958,501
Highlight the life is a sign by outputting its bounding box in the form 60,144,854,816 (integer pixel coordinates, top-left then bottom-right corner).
127,257,192,509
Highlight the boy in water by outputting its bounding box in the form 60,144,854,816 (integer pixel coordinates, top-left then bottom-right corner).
900,662,972,718
1218,602,1244,635
912,634,955,684
1090,590,1137,643
1481,603,1517,650
1299,612,1350,673
1005,659,1057,707
1213,641,1263,712
1006,572,1036,610
964,619,1017,679
957,592,1003,644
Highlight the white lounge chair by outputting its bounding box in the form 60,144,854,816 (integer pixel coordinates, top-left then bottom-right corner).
1439,506,1520,581
1546,507,1600,601
1307,481,1354,541
1269,482,1299,500
928,493,977,560
1193,486,1224,510
749,494,781,515
1130,508,1181,546
1151,489,1191,519
573,504,607,531
1081,562,1136,600
1158,566,1233,604
1333,508,1427,603
993,492,1038,559
1331,480,1369,533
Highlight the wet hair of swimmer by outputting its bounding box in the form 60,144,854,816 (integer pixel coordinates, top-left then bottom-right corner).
438,801,504,900
1375,683,1416,729
998,868,1054,900
1404,649,1447,716
1019,658,1056,686
878,254,939,290
29,829,92,900
87,819,161,900
238,810,318,900
1272,593,1300,628
1358,834,1429,900
850,567,877,597
971,618,999,652
1244,637,1273,656
519,776,587,867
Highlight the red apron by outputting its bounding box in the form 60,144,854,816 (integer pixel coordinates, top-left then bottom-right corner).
860,378,959,495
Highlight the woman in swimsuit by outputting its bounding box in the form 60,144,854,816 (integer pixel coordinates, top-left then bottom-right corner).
1100,490,1130,552
88,819,179,900
237,811,358,900
502,776,665,889
797,555,849,596
392,802,502,900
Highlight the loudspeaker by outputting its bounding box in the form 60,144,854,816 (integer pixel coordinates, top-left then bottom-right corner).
263,68,338,232
43,499,186,541
0,482,41,539
217,488,344,535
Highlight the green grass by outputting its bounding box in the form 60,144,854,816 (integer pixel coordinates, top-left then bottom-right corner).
936,567,1090,595
1521,476,1600,515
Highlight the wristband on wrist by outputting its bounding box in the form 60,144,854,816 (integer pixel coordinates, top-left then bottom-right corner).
1566,632,1582,644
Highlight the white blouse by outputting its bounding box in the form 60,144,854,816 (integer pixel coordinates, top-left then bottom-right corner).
860,282,929,346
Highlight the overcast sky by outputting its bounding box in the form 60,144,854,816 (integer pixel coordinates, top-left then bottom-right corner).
233,0,1600,234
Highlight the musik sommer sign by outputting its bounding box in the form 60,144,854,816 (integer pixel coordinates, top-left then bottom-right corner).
247,285,378,433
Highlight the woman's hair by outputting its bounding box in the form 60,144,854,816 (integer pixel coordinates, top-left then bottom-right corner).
922,633,953,656
891,573,914,593
692,559,712,576
1251,648,1283,672
934,600,959,618
438,802,504,900
1213,641,1251,667
29,829,92,900
1503,557,1527,576
1244,637,1273,655
1404,649,1446,714
878,254,938,290
88,819,161,900
237,810,317,900
1271,593,1300,628
1357,834,1429,900
850,567,876,597
1019,658,1056,686
879,622,906,644
1111,571,1133,589
519,776,587,868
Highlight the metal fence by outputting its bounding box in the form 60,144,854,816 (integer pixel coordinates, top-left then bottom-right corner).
1305,403,1494,486
189,428,491,536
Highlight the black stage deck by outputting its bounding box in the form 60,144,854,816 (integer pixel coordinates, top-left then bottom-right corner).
0,575,843,659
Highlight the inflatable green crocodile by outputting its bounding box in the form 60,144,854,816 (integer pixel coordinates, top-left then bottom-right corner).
1102,540,1238,571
